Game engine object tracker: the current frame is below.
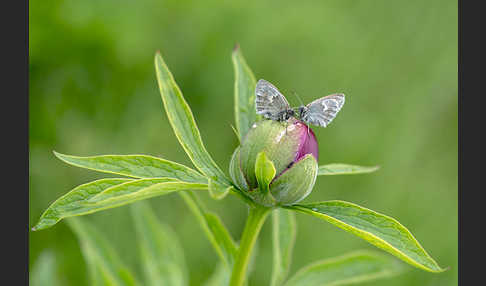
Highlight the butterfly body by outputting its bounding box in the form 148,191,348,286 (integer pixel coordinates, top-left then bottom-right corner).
255,79,345,128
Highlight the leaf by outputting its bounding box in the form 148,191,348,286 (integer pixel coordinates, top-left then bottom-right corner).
53,151,207,183
130,201,188,286
255,151,276,194
66,217,139,286
208,178,234,200
205,212,239,263
228,146,249,192
88,178,180,203
179,192,238,267
287,200,445,272
85,180,208,211
202,262,230,286
284,250,404,286
33,178,208,231
32,178,132,231
30,250,60,286
318,164,380,176
270,209,297,286
230,124,241,143
232,45,258,139
155,52,230,187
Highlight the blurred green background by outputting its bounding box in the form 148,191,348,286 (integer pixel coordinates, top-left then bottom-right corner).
29,0,457,285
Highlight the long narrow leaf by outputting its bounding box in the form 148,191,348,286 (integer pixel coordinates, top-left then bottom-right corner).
30,251,60,286
287,200,444,272
284,250,403,286
318,164,379,176
81,180,208,216
32,178,132,231
53,151,207,183
270,209,297,286
203,263,230,286
155,52,230,187
179,192,237,267
88,178,179,203
33,178,207,231
66,218,139,286
131,202,188,286
232,45,258,139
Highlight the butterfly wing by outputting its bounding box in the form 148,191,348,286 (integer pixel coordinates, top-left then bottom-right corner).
301,93,345,127
255,79,291,120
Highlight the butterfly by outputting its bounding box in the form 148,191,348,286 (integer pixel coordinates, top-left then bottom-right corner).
255,79,345,127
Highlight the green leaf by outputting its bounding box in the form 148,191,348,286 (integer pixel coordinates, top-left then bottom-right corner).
229,146,249,192
232,45,258,139
287,201,444,273
203,262,230,286
88,178,179,203
30,250,60,286
205,212,239,264
86,180,208,211
179,192,238,267
33,178,208,231
66,217,139,286
32,178,132,231
270,209,297,286
284,250,404,286
230,124,241,144
155,52,230,187
53,151,207,184
318,164,380,176
130,201,188,286
255,151,276,194
208,178,233,200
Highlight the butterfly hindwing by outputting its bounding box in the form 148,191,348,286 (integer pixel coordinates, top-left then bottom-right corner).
255,79,291,121
300,94,345,127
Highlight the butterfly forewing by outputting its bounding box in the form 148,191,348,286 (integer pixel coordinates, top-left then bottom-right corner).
301,94,345,127
255,79,291,121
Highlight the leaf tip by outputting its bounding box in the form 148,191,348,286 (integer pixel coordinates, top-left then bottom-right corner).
52,150,64,160
52,150,70,163
233,43,240,52
154,51,164,64
31,223,43,232
427,262,448,273
441,265,451,272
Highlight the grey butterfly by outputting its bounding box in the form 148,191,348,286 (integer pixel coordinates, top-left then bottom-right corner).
255,79,345,127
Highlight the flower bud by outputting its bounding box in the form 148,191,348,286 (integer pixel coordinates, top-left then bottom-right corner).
229,118,318,206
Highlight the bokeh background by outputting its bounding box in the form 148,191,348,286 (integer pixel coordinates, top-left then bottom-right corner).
29,0,457,285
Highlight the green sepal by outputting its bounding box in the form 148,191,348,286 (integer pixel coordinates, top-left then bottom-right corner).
255,151,276,195
270,154,318,206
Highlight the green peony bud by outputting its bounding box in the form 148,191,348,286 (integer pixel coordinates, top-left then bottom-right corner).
229,118,318,207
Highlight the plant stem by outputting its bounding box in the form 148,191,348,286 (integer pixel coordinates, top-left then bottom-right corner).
230,205,271,286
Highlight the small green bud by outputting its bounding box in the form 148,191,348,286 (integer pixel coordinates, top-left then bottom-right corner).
229,118,318,207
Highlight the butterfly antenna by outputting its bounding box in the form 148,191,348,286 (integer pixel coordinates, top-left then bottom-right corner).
291,90,304,107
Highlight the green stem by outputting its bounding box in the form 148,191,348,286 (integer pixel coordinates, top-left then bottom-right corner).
230,205,271,286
